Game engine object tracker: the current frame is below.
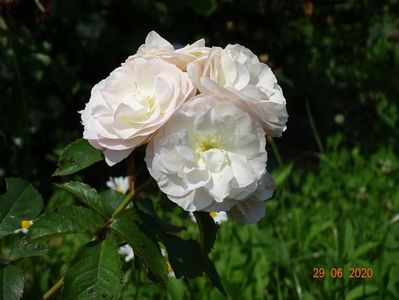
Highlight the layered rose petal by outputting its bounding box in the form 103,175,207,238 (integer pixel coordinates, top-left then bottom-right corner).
127,31,210,71
188,44,288,137
80,57,195,166
145,95,275,223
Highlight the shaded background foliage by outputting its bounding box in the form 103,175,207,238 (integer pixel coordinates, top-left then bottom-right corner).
0,0,399,299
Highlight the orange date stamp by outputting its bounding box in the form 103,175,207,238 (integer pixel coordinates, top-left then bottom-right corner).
312,267,374,279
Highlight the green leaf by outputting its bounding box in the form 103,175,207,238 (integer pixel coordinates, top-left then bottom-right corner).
272,163,294,186
162,235,226,295
56,182,106,217
53,139,103,176
346,284,379,300
110,209,168,285
0,264,24,300
63,240,123,300
162,235,203,279
0,178,43,238
350,241,379,260
28,206,104,240
9,239,49,261
100,190,125,217
343,219,355,259
193,212,217,255
136,200,183,235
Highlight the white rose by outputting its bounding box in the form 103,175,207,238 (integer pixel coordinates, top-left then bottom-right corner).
80,57,195,166
188,44,288,137
145,95,275,222
127,31,209,71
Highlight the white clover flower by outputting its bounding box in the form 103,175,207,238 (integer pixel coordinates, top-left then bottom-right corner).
210,211,228,224
106,176,129,194
81,56,195,166
189,211,228,224
118,244,134,262
145,95,275,223
127,31,210,71
14,220,33,234
188,44,288,137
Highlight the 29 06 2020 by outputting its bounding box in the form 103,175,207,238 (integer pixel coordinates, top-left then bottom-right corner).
312,267,374,279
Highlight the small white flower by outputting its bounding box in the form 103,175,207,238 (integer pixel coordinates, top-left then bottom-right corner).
145,95,275,223
128,31,210,71
14,220,33,234
210,211,228,224
334,114,345,125
106,176,129,194
380,159,392,174
189,211,228,224
390,214,399,225
188,44,288,137
81,56,195,166
118,244,134,262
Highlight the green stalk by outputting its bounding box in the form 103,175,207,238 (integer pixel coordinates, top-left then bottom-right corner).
306,100,325,153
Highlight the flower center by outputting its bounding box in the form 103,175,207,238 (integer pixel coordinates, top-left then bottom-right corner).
21,220,33,229
199,140,219,152
209,212,218,218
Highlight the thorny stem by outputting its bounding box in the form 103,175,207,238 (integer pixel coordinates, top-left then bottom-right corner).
42,277,64,300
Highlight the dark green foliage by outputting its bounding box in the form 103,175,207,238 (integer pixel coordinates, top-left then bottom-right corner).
0,264,24,300
63,240,123,300
162,235,225,295
110,209,169,286
193,211,217,255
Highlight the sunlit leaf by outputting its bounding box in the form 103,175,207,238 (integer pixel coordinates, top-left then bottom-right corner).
53,139,103,176
28,206,104,240
9,239,49,261
56,181,106,217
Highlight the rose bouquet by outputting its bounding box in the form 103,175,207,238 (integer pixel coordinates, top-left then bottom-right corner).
81,31,288,224
0,31,287,299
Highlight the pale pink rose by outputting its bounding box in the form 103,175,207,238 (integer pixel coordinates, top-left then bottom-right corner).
81,57,195,166
126,31,209,71
188,44,288,137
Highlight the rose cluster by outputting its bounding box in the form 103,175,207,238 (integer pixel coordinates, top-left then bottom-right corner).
81,31,288,223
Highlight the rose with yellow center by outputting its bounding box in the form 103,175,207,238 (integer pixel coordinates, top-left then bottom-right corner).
145,95,275,223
